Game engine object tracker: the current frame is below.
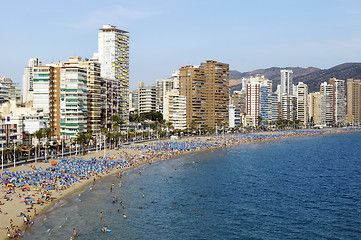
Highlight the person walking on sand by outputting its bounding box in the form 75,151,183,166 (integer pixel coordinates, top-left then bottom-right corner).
73,228,78,239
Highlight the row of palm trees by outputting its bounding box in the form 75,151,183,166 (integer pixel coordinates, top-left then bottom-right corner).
1,113,179,167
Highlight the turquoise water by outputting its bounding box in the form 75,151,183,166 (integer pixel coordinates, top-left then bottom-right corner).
25,132,361,239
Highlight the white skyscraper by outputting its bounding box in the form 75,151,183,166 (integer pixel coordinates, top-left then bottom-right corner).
97,24,130,121
329,78,345,125
296,82,308,127
22,58,42,103
280,70,293,96
320,82,333,126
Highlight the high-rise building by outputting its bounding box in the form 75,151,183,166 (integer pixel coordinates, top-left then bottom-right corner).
329,78,345,125
245,75,272,126
129,91,139,111
59,67,88,137
156,78,176,113
0,77,21,105
33,59,89,138
296,82,308,127
202,60,229,128
33,66,55,125
138,82,157,113
57,56,102,135
309,92,322,126
229,105,241,128
97,24,129,122
279,70,296,121
0,82,9,104
346,79,361,124
271,93,279,121
246,82,260,126
179,60,229,128
163,90,187,130
179,65,206,128
22,58,42,103
280,70,293,96
320,82,334,126
281,94,297,121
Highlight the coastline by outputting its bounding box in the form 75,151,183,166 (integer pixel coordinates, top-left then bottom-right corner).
1,129,360,239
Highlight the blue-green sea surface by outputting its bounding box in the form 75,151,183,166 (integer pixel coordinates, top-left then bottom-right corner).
24,132,361,239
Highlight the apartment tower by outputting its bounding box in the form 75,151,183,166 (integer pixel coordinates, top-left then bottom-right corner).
309,92,322,125
346,79,361,124
328,78,345,125
22,58,42,104
98,24,130,122
296,82,308,127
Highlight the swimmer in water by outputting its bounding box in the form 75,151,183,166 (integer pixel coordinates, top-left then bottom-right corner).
123,214,127,219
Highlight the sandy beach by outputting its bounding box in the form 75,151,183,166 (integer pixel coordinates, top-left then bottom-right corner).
0,129,359,239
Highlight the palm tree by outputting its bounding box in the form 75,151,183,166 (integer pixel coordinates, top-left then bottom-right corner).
75,132,87,155
4,146,12,164
112,132,121,148
34,129,44,161
102,127,108,152
17,143,25,160
85,131,93,153
26,144,33,162
111,114,125,131
43,128,52,143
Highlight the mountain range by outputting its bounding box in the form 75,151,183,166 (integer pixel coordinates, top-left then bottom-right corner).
230,62,361,93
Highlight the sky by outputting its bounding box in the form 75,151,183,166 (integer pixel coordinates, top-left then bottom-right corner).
1,0,361,90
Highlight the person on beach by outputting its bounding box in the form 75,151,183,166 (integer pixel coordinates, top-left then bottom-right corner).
73,228,78,238
100,211,102,221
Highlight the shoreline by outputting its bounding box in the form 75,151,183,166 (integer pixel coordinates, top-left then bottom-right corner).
1,129,360,239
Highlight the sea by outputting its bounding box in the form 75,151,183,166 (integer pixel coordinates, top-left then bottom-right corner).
24,132,361,240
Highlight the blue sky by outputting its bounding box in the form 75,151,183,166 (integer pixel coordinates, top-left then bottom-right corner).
1,0,361,90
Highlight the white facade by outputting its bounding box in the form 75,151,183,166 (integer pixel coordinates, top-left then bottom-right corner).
330,78,345,124
320,82,333,126
281,94,297,121
22,58,42,103
163,90,187,130
0,100,46,145
296,82,308,127
138,82,157,113
60,67,88,137
98,24,129,120
33,66,52,123
0,82,9,104
246,82,260,126
229,105,241,128
245,75,272,126
156,78,176,113
280,70,293,96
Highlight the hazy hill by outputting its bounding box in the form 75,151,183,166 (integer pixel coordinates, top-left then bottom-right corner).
293,63,361,92
230,63,361,93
